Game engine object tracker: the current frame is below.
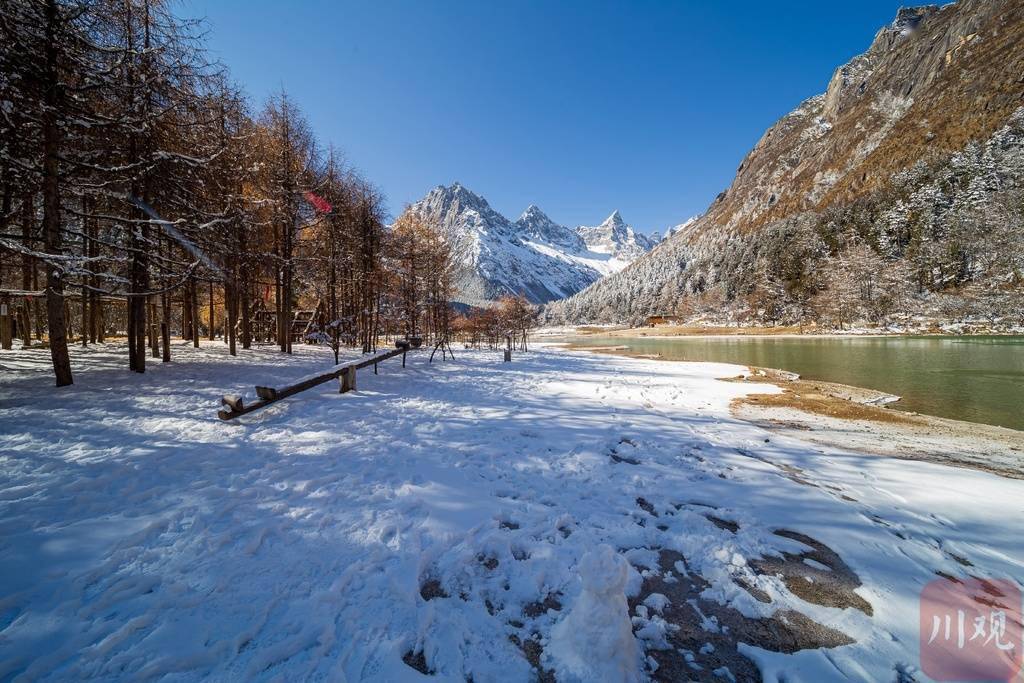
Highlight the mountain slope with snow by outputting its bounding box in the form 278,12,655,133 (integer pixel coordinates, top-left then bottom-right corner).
547,1,1024,325
409,183,653,305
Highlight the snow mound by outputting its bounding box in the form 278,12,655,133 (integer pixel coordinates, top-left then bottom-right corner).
547,544,642,683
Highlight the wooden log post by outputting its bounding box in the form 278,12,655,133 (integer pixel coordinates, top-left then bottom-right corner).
0,295,12,350
221,394,244,413
339,366,357,393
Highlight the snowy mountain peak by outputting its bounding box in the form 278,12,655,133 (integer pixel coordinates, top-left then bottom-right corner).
518,204,551,224
576,211,654,260
515,205,584,250
429,182,491,212
408,184,654,305
602,210,626,228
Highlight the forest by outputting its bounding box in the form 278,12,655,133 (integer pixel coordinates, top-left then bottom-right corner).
0,0,534,387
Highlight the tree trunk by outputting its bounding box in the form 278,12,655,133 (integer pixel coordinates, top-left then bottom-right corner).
161,293,171,363
240,280,251,349
226,279,237,356
149,298,158,357
208,281,215,341
80,198,88,348
182,283,192,340
191,277,199,348
20,194,34,348
42,0,73,386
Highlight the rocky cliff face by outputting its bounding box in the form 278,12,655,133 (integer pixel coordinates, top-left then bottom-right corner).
548,0,1024,325
408,184,654,305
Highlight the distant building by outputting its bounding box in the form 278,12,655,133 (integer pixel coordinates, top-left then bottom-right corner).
646,314,683,327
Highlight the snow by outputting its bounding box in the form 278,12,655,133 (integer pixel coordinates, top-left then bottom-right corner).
547,544,641,682
1,340,1023,681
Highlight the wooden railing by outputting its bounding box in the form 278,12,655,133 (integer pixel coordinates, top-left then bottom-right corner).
218,345,413,420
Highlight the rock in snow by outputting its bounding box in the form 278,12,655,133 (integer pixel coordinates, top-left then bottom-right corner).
547,545,641,683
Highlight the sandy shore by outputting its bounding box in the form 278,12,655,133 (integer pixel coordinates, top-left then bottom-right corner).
551,341,1024,479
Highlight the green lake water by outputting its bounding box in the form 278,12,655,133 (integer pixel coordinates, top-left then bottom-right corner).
563,335,1024,432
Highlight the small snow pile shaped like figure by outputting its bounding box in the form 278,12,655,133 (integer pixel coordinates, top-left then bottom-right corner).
547,544,641,682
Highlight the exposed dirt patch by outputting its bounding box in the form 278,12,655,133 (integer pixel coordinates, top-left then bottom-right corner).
751,530,873,616
477,554,499,571
636,497,658,516
632,549,855,682
705,514,739,534
735,388,916,424
508,634,555,683
402,649,434,675
726,369,916,426
419,578,448,601
735,577,772,604
522,593,562,618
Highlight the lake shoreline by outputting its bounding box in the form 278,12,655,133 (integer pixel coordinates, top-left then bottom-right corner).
542,332,1024,432
536,325,1024,340
544,341,1024,479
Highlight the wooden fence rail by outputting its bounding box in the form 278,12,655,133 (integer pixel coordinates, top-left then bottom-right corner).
218,345,414,420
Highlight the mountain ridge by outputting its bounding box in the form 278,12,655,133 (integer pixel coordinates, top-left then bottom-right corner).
546,0,1024,326
407,183,654,305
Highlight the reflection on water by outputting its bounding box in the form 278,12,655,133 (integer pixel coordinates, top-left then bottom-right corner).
563,335,1024,431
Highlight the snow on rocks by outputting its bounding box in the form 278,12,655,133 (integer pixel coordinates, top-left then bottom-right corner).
1,339,1023,681
547,544,641,682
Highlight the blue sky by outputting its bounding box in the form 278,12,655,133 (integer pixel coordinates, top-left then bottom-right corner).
184,0,920,234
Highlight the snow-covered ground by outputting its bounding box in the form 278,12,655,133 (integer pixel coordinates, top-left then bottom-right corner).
1,341,1022,681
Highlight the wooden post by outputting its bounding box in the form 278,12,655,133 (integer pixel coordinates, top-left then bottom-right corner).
339,366,357,393
0,295,12,350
